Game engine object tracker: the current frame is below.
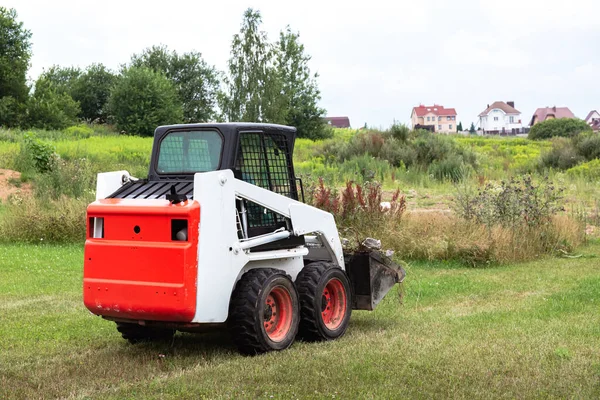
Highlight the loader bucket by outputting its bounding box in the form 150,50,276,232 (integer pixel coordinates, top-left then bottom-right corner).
345,251,406,311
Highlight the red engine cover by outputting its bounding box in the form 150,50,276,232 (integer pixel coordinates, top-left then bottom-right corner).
83,198,200,322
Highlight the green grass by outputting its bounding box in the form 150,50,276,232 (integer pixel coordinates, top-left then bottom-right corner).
2,243,600,399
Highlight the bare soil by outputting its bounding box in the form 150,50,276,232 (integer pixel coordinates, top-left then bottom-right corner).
0,169,32,201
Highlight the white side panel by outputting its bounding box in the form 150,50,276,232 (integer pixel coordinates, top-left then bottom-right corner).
288,204,345,268
95,171,130,200
192,170,344,323
193,170,246,323
242,256,305,282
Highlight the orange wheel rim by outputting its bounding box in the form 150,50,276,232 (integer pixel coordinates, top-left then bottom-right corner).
263,286,293,342
321,278,347,330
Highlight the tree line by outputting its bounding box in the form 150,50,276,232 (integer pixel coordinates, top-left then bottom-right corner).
0,8,329,139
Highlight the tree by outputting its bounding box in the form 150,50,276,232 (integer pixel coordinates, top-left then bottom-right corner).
0,7,32,127
457,122,463,132
106,67,182,136
220,8,280,122
469,122,476,134
528,118,592,140
40,65,82,94
26,75,80,130
131,45,219,123
274,27,327,139
71,64,116,122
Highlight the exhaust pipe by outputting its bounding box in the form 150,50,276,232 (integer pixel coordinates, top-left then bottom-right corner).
345,250,406,311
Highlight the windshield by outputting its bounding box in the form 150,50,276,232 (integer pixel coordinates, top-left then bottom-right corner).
157,130,222,173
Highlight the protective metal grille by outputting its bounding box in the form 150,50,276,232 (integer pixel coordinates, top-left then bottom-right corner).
236,132,294,228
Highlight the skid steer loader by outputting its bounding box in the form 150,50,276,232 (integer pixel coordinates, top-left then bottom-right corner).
83,123,405,354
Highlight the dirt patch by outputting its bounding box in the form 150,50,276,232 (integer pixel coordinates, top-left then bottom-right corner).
0,169,32,201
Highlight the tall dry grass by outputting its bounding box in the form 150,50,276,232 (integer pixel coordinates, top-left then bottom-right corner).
0,195,87,243
310,179,586,266
376,212,585,266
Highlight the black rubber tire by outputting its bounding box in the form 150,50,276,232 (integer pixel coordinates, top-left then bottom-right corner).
228,268,300,355
296,262,352,341
116,322,175,344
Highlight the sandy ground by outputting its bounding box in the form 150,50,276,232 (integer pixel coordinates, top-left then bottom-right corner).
0,169,32,201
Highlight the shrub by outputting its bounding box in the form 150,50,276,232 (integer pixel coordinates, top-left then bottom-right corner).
64,124,94,139
106,67,183,136
311,178,406,230
34,157,95,200
575,133,600,161
17,132,58,173
539,138,583,170
390,123,409,141
453,175,564,228
319,128,477,182
528,118,591,140
428,155,468,182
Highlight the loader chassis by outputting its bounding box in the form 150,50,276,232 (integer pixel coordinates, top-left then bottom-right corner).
83,123,403,354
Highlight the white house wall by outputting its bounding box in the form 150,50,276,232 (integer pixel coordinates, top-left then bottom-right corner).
480,109,522,132
586,111,600,123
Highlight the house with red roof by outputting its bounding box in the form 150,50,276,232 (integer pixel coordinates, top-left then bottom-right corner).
410,104,457,133
529,106,575,126
478,101,522,134
323,116,351,128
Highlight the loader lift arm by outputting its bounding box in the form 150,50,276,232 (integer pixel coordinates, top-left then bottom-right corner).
231,175,344,267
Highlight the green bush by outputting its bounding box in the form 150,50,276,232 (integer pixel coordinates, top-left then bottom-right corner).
18,132,57,173
575,133,600,161
35,157,95,200
428,155,468,182
390,123,409,141
539,138,584,170
566,159,600,180
454,175,564,228
528,118,591,140
64,124,94,138
319,128,477,182
107,67,183,136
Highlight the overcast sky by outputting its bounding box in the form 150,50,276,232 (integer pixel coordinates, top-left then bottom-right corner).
5,0,599,128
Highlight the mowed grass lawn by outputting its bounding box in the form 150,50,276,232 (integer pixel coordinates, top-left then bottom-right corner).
1,244,600,399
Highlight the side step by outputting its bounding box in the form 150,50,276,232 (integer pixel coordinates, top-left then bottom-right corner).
345,251,406,311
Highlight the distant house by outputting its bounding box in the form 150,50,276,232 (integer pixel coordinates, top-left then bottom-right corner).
478,101,522,135
584,110,600,131
411,104,457,133
324,117,351,128
530,106,575,126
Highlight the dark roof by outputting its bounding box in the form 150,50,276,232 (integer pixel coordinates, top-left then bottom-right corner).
529,107,575,126
478,101,521,117
412,105,457,117
324,117,351,128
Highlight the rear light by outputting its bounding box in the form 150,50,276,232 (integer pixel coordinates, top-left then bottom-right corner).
89,217,104,238
171,219,188,241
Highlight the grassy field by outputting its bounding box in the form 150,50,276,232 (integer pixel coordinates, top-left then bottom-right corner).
2,243,600,399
